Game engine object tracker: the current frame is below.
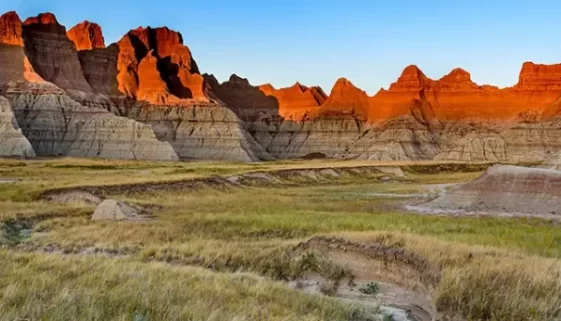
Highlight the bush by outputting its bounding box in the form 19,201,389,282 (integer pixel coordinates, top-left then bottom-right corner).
359,282,379,295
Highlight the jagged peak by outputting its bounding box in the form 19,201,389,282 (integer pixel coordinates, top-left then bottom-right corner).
23,12,59,26
67,20,105,50
127,26,182,40
22,12,67,35
519,61,561,74
447,68,471,78
516,61,561,89
258,83,276,94
287,81,308,93
401,64,425,77
439,67,476,85
327,77,367,97
309,86,327,95
521,61,536,69
389,64,435,92
0,11,23,46
332,77,357,89
203,73,218,82
229,73,243,81
227,74,251,86
1,11,21,21
77,20,98,27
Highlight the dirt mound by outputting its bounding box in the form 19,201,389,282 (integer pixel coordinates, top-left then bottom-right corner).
44,190,102,205
421,165,561,215
41,166,400,199
91,199,148,221
292,236,440,321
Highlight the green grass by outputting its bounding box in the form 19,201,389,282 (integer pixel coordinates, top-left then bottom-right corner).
0,251,380,321
1,158,561,320
35,184,560,257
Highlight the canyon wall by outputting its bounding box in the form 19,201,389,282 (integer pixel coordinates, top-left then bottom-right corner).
1,10,561,163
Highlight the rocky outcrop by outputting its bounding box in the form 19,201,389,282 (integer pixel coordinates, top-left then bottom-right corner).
115,26,208,102
127,103,272,162
421,165,561,215
263,117,364,159
22,13,93,92
258,82,327,120
516,62,561,91
66,21,119,95
205,74,279,121
0,96,35,157
92,199,147,221
75,44,120,95
67,21,105,50
0,11,23,46
318,78,369,119
0,12,181,162
5,9,561,163
3,83,179,161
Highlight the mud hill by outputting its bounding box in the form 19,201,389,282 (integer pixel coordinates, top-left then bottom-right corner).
421,165,561,215
2,10,561,162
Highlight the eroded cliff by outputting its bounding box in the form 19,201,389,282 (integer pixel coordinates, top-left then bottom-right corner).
2,9,561,163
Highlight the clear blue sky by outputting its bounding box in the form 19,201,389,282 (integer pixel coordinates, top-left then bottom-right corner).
2,0,561,94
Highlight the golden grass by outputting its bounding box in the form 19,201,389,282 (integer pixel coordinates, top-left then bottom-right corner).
0,156,492,200
338,232,561,320
0,250,380,321
1,158,560,320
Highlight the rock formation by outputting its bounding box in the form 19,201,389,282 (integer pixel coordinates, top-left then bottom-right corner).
4,9,561,163
258,82,327,120
0,11,23,46
126,103,272,162
22,13,93,92
115,26,208,102
92,199,145,220
0,12,180,161
67,21,105,50
205,74,280,121
0,96,35,157
421,165,561,215
318,78,369,119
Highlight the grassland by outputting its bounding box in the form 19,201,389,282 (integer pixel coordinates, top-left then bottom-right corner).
0,158,559,320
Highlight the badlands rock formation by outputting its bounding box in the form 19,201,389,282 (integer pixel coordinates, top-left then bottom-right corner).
2,10,561,162
0,12,179,161
92,199,145,221
67,21,105,50
0,96,35,157
258,82,327,120
0,11,268,162
421,165,561,215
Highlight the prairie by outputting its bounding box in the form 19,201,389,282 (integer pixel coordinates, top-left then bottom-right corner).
0,158,559,321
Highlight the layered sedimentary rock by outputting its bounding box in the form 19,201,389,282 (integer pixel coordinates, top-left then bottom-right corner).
3,82,179,161
205,74,279,121
127,103,272,162
0,11,23,46
0,96,35,157
115,26,208,102
318,78,369,119
67,21,105,50
5,9,561,163
22,13,93,92
422,165,561,215
258,82,327,120
262,117,364,159
67,21,119,95
0,13,180,161
63,21,269,162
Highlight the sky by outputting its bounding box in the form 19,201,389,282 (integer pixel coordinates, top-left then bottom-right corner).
2,0,561,95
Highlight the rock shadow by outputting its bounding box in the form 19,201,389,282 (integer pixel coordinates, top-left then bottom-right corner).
203,73,280,123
